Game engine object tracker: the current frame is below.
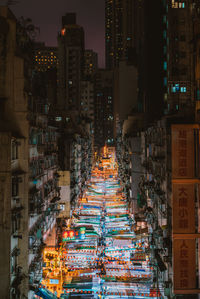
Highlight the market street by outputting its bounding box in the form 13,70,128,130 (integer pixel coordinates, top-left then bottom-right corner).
37,148,160,298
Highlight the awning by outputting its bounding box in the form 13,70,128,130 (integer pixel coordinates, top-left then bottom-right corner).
35,287,58,299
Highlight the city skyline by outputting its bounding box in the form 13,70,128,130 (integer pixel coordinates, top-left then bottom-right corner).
11,0,105,67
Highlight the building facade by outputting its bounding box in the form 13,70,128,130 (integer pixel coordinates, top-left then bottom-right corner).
94,69,114,149
0,7,61,298
34,42,58,72
105,0,135,69
84,49,98,79
57,13,84,112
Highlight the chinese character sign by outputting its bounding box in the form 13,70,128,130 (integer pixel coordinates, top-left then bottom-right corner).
172,126,195,179
172,184,195,233
173,239,196,290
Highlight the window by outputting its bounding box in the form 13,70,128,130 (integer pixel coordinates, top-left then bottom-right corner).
164,61,167,71
11,254,17,274
180,35,186,42
11,141,18,160
172,0,185,8
11,213,21,234
55,117,62,121
197,89,200,100
12,179,19,197
180,86,187,92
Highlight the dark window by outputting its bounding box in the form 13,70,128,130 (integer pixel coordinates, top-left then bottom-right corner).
11,142,18,160
180,35,186,41
12,179,19,197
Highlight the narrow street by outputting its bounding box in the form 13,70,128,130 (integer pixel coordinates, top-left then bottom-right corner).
38,148,160,298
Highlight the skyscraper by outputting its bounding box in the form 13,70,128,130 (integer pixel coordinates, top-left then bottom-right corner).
84,49,98,79
57,13,85,112
165,0,194,114
94,69,114,148
34,42,58,72
105,0,135,69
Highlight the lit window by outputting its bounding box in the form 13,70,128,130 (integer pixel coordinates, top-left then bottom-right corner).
55,117,62,121
180,86,187,93
164,61,167,71
61,28,66,36
197,89,200,100
171,86,176,93
175,83,180,91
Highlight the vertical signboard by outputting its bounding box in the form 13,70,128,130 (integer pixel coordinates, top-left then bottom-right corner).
172,126,195,179
171,124,198,293
172,184,195,234
173,239,196,290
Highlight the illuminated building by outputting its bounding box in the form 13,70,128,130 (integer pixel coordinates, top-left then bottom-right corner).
34,42,58,72
105,0,135,69
80,80,95,121
0,7,61,298
84,49,98,79
57,13,85,112
164,0,194,115
94,69,114,148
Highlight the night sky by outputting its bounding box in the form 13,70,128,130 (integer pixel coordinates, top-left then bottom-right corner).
11,0,105,67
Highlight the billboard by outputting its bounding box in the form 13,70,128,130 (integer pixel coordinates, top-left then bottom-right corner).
171,125,195,179
172,184,195,234
171,124,198,293
173,239,196,290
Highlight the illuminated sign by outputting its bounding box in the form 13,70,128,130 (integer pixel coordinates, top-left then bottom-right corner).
62,227,85,241
79,227,86,240
62,230,75,241
49,279,59,284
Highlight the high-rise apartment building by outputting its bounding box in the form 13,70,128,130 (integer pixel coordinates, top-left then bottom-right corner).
165,0,194,115
94,69,114,148
0,7,61,298
80,80,94,121
84,49,98,79
57,13,84,112
34,42,58,72
116,1,200,298
105,0,135,69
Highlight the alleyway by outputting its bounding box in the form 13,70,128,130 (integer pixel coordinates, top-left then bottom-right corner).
37,148,160,298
